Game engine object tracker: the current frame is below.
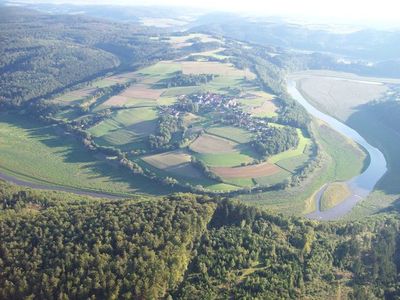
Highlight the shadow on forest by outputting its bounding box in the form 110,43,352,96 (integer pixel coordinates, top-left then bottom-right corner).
347,102,400,196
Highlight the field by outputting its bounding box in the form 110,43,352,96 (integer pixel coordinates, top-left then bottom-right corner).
320,182,351,211
236,120,368,215
167,33,222,48
102,84,165,107
190,133,257,168
142,150,204,179
238,91,278,118
211,163,282,178
206,126,252,143
291,71,388,121
52,73,137,106
0,113,168,196
88,107,157,150
190,134,238,153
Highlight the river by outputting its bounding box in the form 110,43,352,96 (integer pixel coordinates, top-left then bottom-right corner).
287,80,387,220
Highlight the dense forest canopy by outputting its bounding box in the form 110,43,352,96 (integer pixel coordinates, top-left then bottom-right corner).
1,181,400,299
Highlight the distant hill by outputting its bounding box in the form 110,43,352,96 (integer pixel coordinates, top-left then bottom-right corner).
0,6,177,105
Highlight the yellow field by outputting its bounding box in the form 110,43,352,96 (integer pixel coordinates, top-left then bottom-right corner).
320,182,351,211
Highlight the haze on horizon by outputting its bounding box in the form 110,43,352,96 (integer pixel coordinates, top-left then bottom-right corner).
10,0,400,27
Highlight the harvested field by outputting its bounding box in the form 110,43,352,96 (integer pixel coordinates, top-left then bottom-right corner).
190,134,237,154
121,84,165,100
103,95,130,106
53,87,96,104
142,150,203,179
143,150,191,169
250,99,278,118
180,61,255,78
211,163,282,179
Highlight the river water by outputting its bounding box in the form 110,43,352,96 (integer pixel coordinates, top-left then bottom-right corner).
287,80,387,220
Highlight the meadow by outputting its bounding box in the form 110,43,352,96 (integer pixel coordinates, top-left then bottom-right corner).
0,112,168,196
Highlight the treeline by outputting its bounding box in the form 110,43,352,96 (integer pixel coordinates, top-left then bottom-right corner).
252,126,299,157
1,184,400,299
191,156,223,182
157,71,216,88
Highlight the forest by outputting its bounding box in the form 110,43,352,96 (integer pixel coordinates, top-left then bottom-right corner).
0,6,178,106
1,181,400,299
252,126,299,157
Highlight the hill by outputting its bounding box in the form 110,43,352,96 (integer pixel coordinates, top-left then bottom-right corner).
1,181,400,299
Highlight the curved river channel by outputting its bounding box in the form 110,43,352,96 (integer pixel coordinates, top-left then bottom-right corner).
287,80,387,220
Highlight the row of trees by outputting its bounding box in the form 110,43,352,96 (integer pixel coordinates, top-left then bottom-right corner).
157,71,217,88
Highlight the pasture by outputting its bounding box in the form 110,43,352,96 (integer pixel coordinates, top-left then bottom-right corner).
190,132,257,167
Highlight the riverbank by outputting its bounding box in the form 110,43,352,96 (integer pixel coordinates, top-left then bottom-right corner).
287,76,387,220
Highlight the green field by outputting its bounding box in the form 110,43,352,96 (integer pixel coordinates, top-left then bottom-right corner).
89,107,157,150
0,113,169,196
236,121,367,215
206,126,252,143
253,169,291,186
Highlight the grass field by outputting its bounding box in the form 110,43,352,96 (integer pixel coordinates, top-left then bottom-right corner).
0,113,169,195
292,72,387,121
236,120,367,215
320,182,351,211
253,169,292,186
89,107,157,150
206,126,252,143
